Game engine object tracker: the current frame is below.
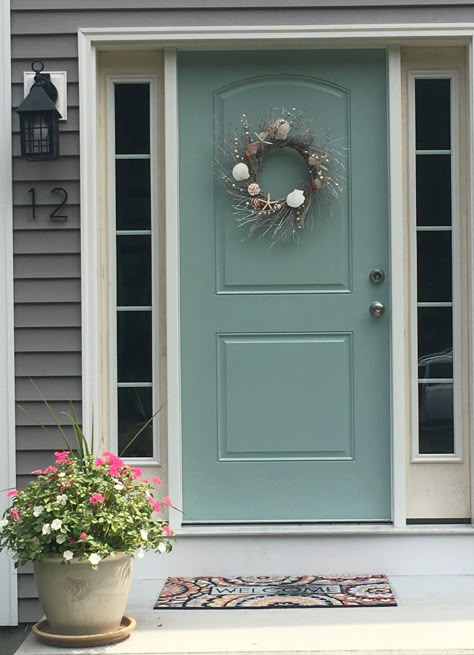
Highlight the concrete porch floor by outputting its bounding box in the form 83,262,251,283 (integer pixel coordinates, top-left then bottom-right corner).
14,576,474,655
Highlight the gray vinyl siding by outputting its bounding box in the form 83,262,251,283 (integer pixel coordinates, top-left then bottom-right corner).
10,0,474,624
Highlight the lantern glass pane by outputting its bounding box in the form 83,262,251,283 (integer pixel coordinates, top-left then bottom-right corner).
24,113,51,155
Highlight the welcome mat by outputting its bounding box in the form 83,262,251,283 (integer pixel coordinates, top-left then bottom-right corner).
155,575,397,609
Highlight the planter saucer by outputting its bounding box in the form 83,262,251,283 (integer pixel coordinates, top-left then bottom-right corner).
32,615,136,648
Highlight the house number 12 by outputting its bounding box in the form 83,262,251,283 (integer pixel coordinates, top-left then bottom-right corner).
28,187,69,221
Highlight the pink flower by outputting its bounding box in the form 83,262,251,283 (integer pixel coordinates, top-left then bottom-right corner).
103,452,125,467
6,489,18,497
43,465,58,474
10,508,19,521
95,457,105,466
162,496,172,507
54,451,71,464
108,466,120,477
79,532,87,541
141,479,148,484
152,477,162,485
147,497,161,513
132,467,142,480
31,469,43,474
89,493,105,505
163,525,172,536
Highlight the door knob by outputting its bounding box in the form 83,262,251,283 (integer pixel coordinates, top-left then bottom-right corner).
370,301,385,318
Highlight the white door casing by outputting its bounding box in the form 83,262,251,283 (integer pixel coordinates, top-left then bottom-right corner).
79,25,474,536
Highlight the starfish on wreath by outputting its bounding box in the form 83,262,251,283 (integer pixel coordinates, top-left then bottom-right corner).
259,193,280,212
254,132,273,146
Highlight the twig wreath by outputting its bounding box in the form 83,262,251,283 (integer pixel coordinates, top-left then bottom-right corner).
219,109,343,244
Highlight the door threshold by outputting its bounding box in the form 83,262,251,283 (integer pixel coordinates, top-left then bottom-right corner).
183,521,393,526
175,523,474,537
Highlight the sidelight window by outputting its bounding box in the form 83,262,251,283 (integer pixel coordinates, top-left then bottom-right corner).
110,80,157,460
410,73,461,461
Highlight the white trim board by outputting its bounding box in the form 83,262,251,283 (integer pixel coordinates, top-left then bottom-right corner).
79,24,474,536
0,0,18,627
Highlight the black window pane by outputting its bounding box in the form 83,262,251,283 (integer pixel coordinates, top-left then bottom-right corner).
417,231,452,303
418,382,454,454
116,160,151,230
416,155,451,226
415,79,451,151
419,354,453,380
118,387,153,458
117,236,152,306
117,311,152,382
418,307,452,361
115,84,150,155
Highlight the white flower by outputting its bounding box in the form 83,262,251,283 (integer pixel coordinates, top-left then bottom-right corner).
158,542,167,554
56,494,67,506
114,482,124,491
286,189,305,208
232,162,250,182
56,535,66,544
51,519,62,531
140,529,148,541
0,519,8,529
136,548,145,559
42,523,51,535
63,550,73,561
33,506,44,517
88,553,101,566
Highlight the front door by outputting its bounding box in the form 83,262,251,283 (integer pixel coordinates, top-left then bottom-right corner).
178,50,391,522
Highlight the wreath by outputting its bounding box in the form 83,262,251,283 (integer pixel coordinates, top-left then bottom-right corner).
220,110,342,243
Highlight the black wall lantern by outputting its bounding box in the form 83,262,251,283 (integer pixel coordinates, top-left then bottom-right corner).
16,60,61,161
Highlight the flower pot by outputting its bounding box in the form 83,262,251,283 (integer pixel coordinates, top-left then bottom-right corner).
33,553,133,636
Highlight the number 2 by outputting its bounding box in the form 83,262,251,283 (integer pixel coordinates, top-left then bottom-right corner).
50,187,68,221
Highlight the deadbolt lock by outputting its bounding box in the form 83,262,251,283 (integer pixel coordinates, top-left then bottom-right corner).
369,269,385,285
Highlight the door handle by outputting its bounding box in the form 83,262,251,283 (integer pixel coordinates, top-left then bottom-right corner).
370,301,385,318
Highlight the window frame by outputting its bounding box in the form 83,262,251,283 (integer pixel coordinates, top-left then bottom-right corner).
106,74,161,465
408,69,464,464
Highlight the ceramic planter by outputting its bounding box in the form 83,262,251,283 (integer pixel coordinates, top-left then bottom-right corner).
33,553,133,636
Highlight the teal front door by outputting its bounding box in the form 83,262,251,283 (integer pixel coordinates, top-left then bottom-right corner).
178,50,391,523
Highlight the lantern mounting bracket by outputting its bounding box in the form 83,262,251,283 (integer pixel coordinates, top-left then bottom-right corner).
23,63,67,122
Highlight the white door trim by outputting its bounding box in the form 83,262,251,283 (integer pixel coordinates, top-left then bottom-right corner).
468,37,474,526
0,0,18,626
79,23,473,535
388,46,406,528
163,48,182,526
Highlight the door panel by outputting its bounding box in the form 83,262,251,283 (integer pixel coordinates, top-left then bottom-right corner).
215,75,351,294
178,50,391,522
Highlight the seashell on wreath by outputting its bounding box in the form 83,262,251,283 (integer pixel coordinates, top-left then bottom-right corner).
286,189,305,208
232,162,250,181
247,183,261,196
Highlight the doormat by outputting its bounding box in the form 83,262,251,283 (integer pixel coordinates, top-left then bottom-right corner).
154,575,397,609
